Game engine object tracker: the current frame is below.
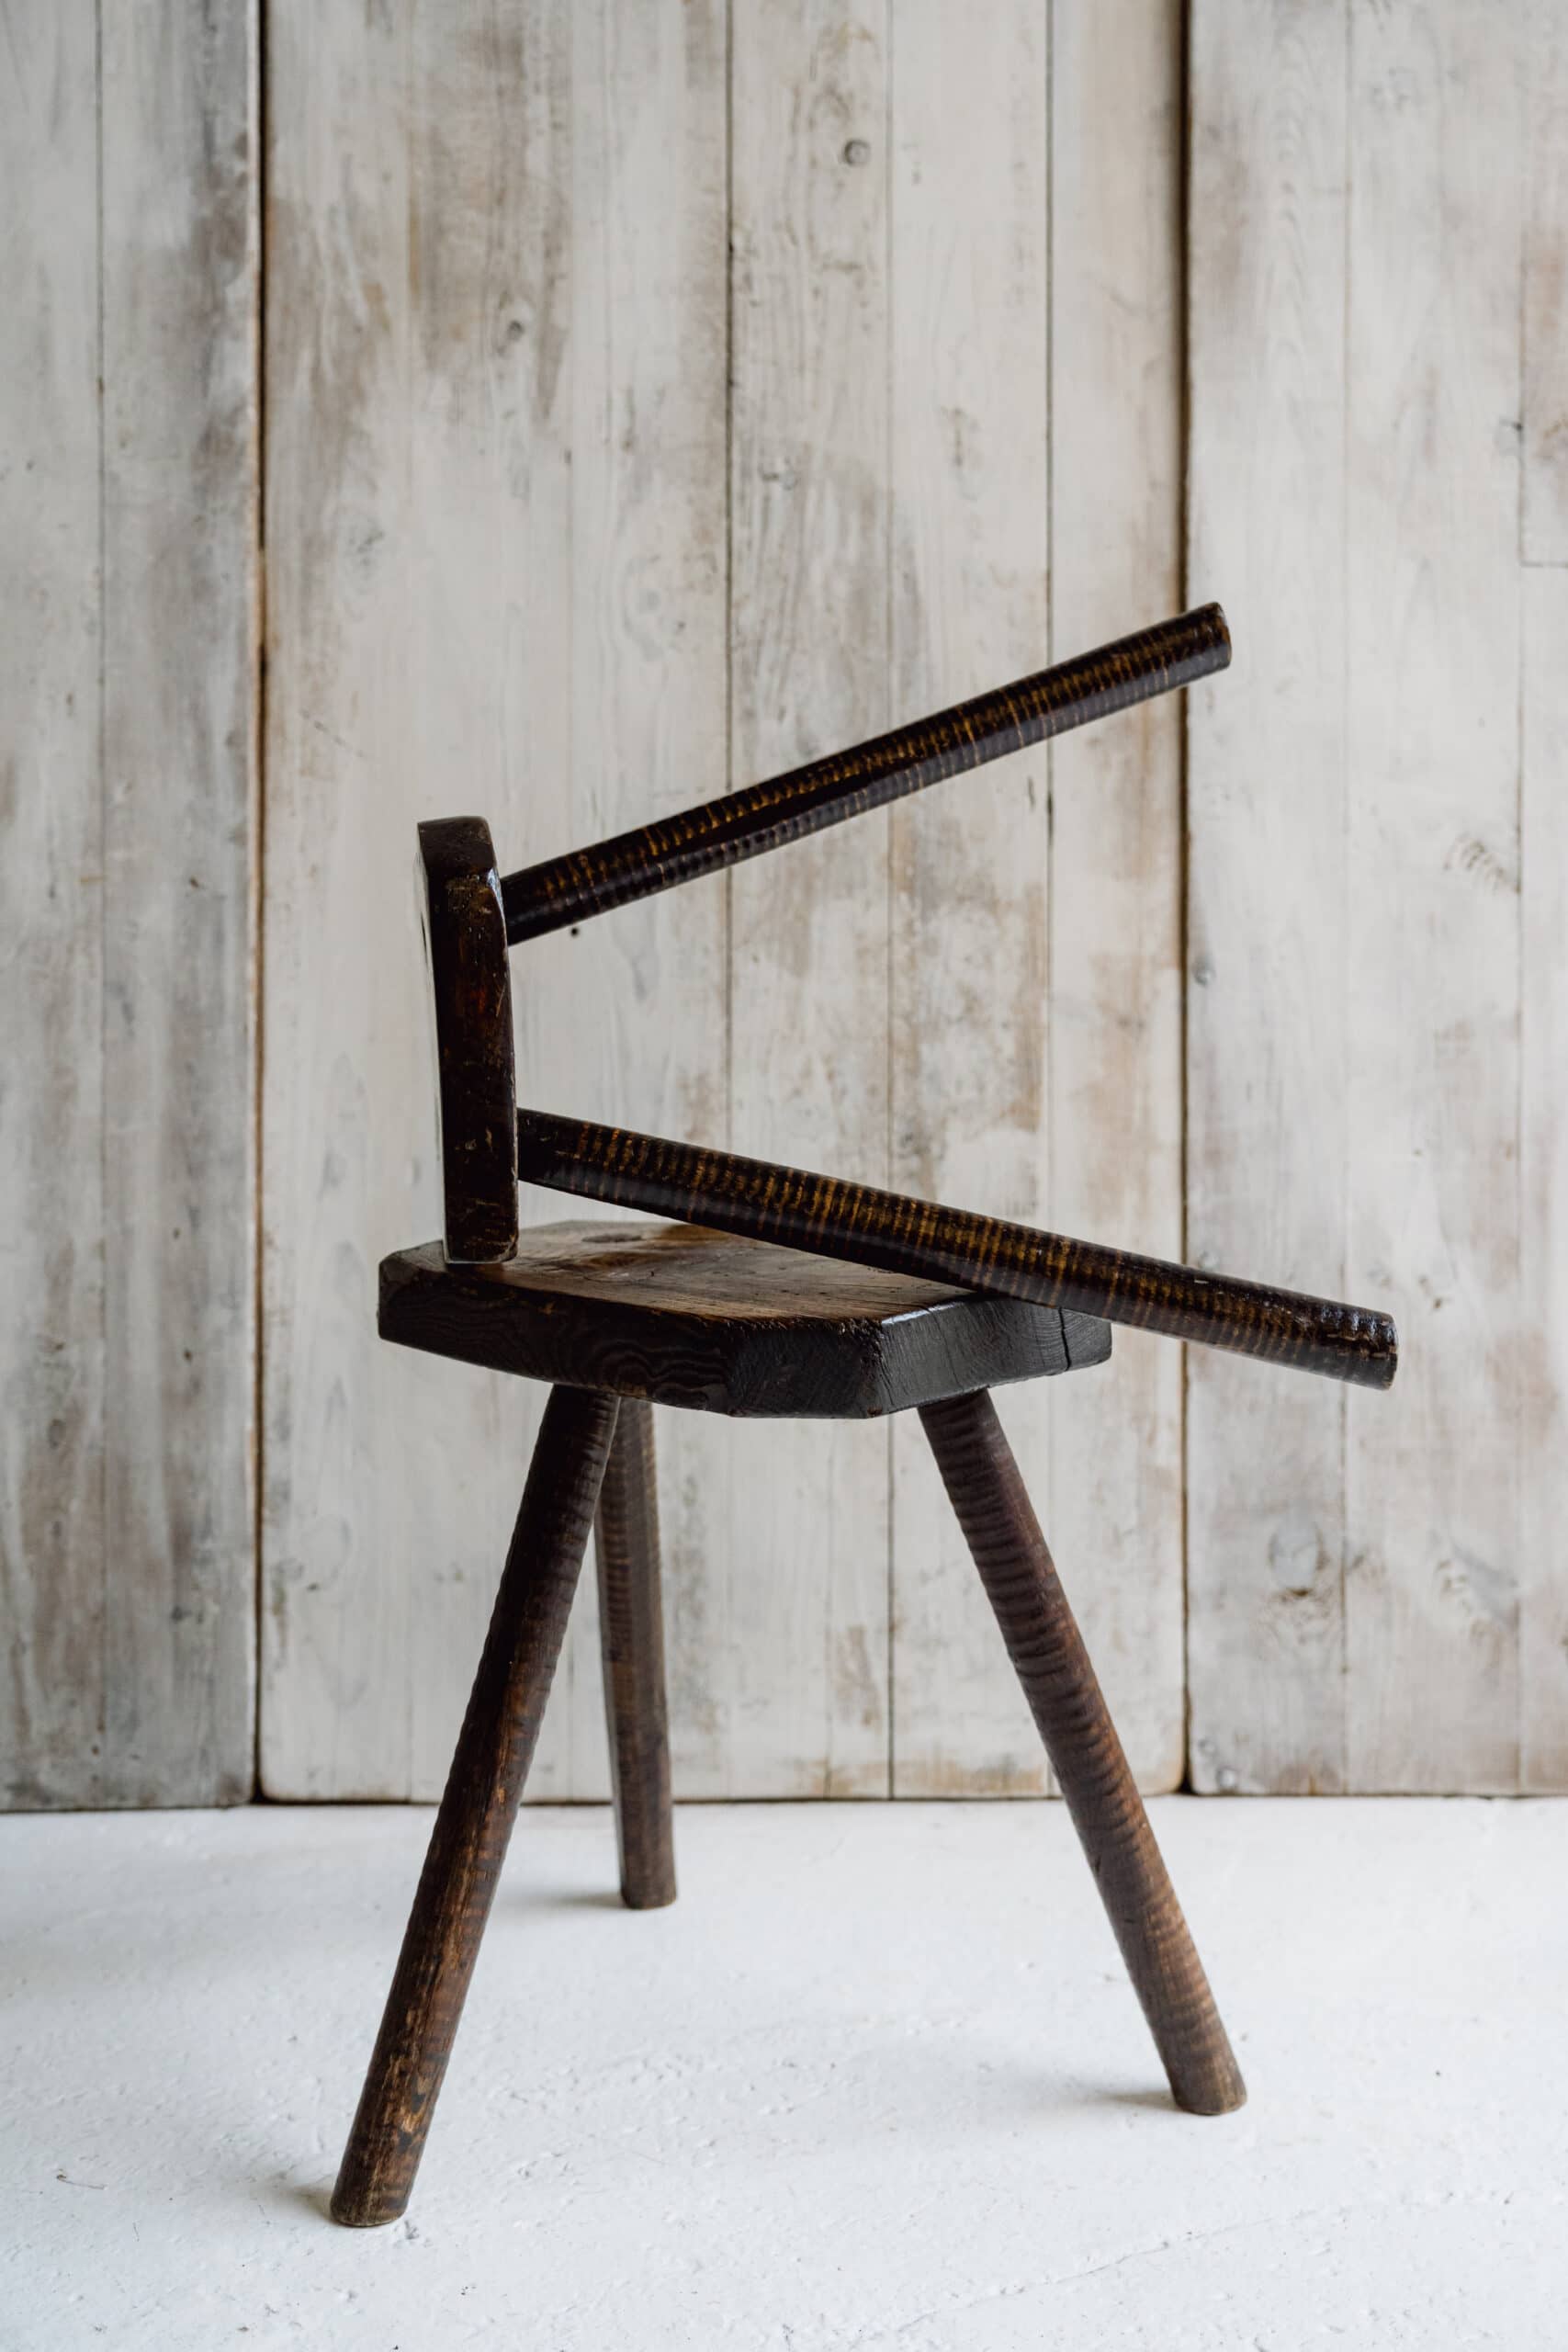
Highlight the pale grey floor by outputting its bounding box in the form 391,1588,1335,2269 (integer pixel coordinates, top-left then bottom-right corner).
5,1799,1564,2349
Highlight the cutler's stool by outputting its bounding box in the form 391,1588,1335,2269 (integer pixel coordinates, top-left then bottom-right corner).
332,1222,1243,2228
332,610,1394,2224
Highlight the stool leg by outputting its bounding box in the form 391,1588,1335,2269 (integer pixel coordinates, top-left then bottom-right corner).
594,1398,677,1910
331,1385,620,2227
918,1388,1246,2117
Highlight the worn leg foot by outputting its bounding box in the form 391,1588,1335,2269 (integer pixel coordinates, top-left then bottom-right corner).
331,1385,621,2227
595,1398,677,1909
919,1388,1246,2117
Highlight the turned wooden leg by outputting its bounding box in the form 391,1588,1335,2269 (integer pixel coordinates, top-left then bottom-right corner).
919,1388,1247,2117
594,1397,677,1910
331,1385,620,2227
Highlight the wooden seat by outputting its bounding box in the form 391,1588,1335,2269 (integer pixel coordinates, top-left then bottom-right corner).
379,1220,1112,1419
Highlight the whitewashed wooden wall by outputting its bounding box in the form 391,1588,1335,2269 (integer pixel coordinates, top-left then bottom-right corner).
6,1,1564,1807
1187,0,1568,1793
1,7,258,1807
260,0,1186,1802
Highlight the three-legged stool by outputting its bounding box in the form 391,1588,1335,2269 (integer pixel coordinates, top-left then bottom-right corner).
331,1217,1245,2228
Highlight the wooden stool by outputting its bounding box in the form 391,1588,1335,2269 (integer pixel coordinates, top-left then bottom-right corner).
331,1220,1245,2228
328,613,1391,2226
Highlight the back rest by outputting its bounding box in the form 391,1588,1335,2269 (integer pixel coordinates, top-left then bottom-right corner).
417,816,517,1263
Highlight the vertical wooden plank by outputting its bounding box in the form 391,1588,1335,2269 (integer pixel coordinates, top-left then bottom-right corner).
99,4,259,1802
535,0,730,1800
1342,0,1522,1792
262,1,728,1799
1047,0,1187,1792
264,0,432,1796
1520,1,1568,1790
726,1,892,1796
1,4,258,1809
403,0,581,1803
1520,570,1568,1791
1523,0,1568,563
1186,0,1351,1793
886,2,1052,1794
0,8,107,1807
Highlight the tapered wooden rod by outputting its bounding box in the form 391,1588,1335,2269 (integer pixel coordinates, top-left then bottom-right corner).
919,1391,1246,2115
499,605,1230,944
515,1109,1399,1390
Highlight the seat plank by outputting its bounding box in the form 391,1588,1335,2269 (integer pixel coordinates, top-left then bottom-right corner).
380,1222,1111,1420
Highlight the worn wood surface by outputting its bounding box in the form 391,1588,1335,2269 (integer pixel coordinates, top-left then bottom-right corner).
515,1112,1397,1385
721,0,893,1799
261,0,728,1802
380,1221,1110,1419
593,1400,677,1908
1189,0,1544,1791
1186,0,1354,1793
332,1385,619,2226
1045,0,1188,1799
418,818,517,1265
10,1,1552,1806
886,0,1053,1796
887,0,1190,1797
1520,569,1568,1789
919,1390,1245,2115
1,5,257,1808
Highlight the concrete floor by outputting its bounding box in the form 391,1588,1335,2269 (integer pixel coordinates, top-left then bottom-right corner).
4,1798,1564,2349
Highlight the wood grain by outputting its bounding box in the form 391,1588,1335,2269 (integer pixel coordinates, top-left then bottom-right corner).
0,9,105,1810
1524,0,1568,563
542,0,730,1810
1043,0,1189,1787
919,1391,1245,2116
1189,0,1537,1792
379,1222,1109,1419
265,0,468,1800
1341,0,1522,1791
1519,7,1568,1790
1187,0,1353,1793
2,4,258,1808
1046,0,1187,1797
515,1110,1398,1385
725,0,893,1799
331,1385,618,2227
1520,569,1568,1788
262,0,728,1802
594,1399,677,1908
417,818,517,1266
886,0,1054,1796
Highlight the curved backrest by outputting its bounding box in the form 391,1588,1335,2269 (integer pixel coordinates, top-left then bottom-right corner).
418,816,517,1264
